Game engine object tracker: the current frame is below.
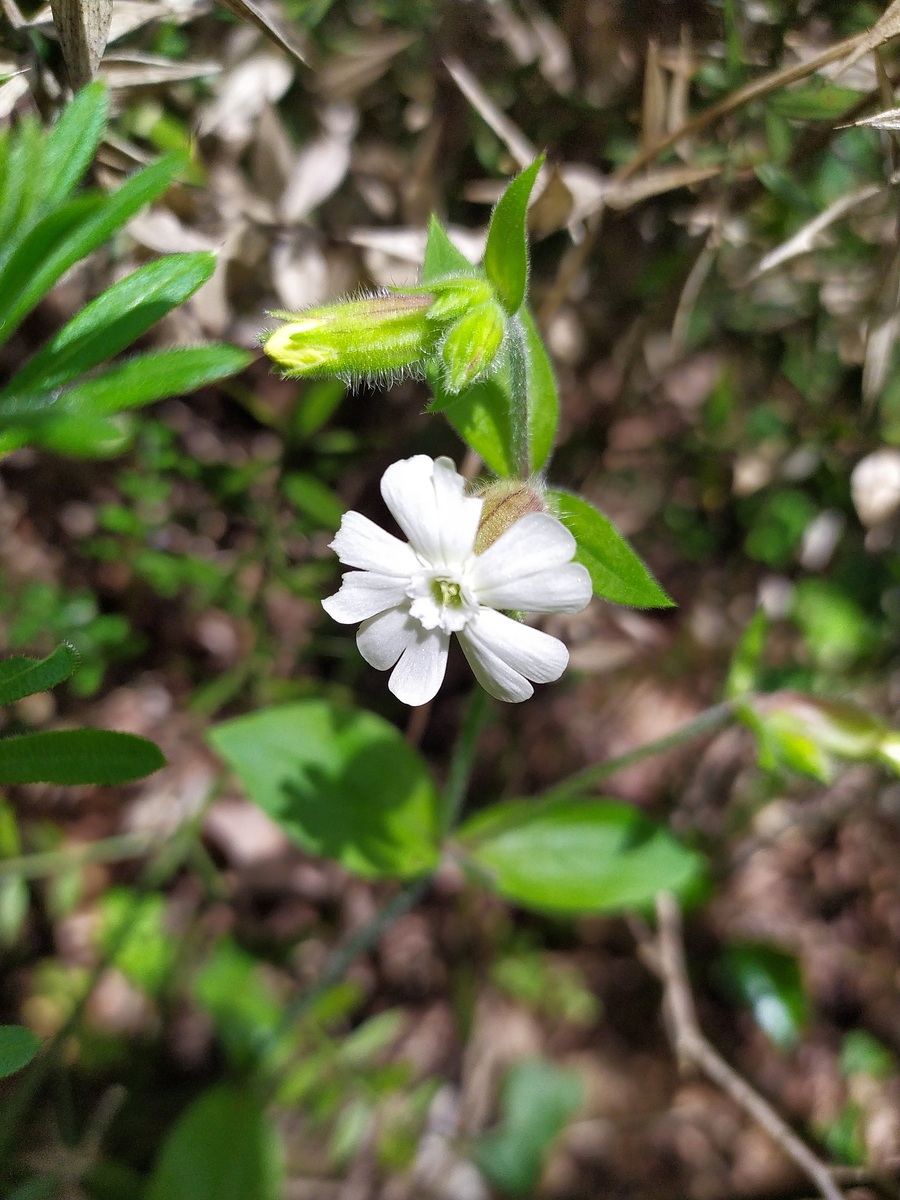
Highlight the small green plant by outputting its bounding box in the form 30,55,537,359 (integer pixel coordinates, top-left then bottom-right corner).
0,82,251,460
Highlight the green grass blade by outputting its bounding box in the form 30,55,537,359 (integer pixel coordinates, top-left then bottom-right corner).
4,252,218,395
55,345,253,414
42,81,109,210
0,117,44,256
0,153,186,349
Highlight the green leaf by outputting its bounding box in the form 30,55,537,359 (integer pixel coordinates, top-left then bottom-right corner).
282,471,345,528
474,1058,582,1197
100,889,178,996
4,253,219,398
0,644,79,706
459,798,706,915
146,1085,283,1200
193,939,283,1070
839,1031,895,1081
47,346,252,417
518,309,558,473
720,943,809,1051
34,412,134,458
0,1024,41,1078
483,156,544,315
724,609,768,699
437,366,515,476
0,117,43,255
0,194,105,352
207,701,441,880
0,729,165,785
0,153,185,349
421,214,475,283
42,81,109,211
769,82,863,121
550,491,673,607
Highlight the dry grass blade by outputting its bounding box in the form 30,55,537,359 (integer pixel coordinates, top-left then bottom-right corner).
49,0,113,87
604,163,722,210
216,0,307,66
747,184,882,281
617,29,868,181
836,0,900,77
642,39,666,151
443,56,536,168
863,239,900,401
851,106,900,130
99,53,220,89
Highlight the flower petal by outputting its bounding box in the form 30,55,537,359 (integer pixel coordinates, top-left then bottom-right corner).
458,608,569,702
381,455,481,568
330,510,419,574
475,562,592,614
357,605,417,669
323,572,410,623
469,513,591,613
388,626,450,706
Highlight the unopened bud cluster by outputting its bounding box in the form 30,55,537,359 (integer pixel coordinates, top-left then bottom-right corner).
263,275,508,394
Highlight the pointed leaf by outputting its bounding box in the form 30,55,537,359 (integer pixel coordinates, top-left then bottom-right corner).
459,797,706,915
518,308,558,473
48,346,253,417
0,194,105,349
34,412,133,458
0,645,79,706
0,1025,41,1079
422,214,475,283
0,729,165,785
484,155,544,315
0,152,185,348
0,117,44,255
42,81,109,210
434,361,516,477
208,701,440,880
147,1085,283,1200
4,253,218,396
550,490,673,607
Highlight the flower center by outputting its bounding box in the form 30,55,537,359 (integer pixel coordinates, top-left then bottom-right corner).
406,569,478,634
433,578,463,608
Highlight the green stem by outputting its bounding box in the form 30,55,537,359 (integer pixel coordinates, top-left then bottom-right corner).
507,315,531,477
441,685,492,833
546,701,735,801
0,832,156,882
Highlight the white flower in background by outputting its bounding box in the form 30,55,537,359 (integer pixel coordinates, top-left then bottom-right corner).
322,456,592,706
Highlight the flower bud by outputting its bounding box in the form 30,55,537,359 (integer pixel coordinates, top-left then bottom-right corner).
473,479,547,554
263,292,437,380
426,276,495,322
738,691,900,782
439,300,506,393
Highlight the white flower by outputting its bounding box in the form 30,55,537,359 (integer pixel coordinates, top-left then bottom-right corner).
322,455,592,706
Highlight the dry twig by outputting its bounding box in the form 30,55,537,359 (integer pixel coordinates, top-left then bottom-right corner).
647,893,847,1200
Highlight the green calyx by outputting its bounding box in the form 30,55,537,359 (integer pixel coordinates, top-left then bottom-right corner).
474,479,547,554
439,299,507,393
264,292,438,381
